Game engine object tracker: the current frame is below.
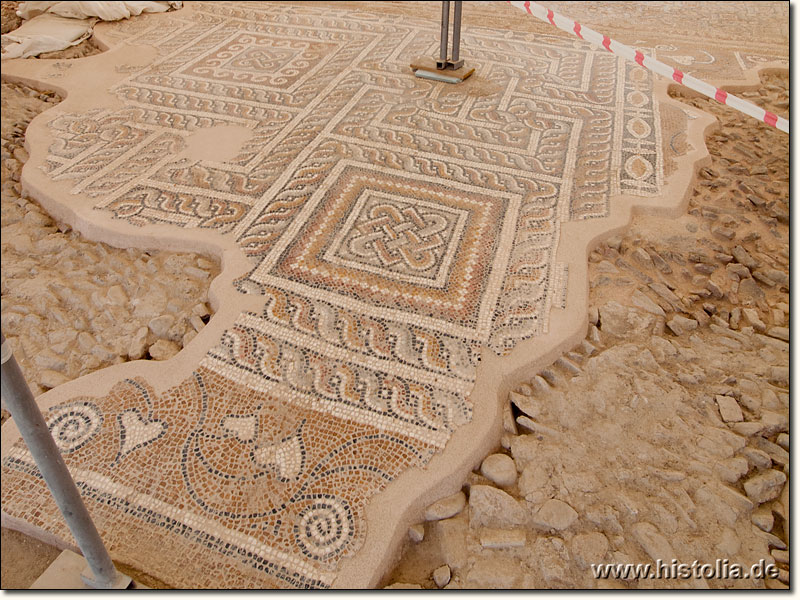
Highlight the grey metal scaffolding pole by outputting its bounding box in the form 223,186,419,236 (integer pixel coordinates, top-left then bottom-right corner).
435,0,465,70
0,331,131,589
451,1,463,65
439,0,450,67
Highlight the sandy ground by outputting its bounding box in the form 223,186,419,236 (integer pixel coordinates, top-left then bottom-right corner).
0,1,789,590
385,73,789,589
0,16,213,588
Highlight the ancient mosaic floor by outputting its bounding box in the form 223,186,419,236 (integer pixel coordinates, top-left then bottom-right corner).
0,1,787,589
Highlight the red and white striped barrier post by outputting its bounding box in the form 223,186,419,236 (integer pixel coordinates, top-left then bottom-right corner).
506,1,789,134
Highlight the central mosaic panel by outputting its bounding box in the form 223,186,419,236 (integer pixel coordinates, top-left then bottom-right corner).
180,32,340,88
2,1,666,589
326,191,467,285
252,162,519,336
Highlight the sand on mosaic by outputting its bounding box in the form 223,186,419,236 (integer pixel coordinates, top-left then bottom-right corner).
0,0,789,590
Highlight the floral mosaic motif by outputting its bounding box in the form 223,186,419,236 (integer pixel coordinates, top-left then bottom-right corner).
5,1,676,589
3,372,437,588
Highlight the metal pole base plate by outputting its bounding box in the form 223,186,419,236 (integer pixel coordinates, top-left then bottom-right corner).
29,549,135,589
436,58,465,70
410,58,474,84
81,565,133,590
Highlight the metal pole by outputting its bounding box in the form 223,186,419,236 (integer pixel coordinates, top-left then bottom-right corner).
438,0,450,67
451,1,463,64
0,331,130,589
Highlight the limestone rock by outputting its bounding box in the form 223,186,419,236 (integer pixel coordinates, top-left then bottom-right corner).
714,395,743,422
715,457,749,483
751,505,774,532
631,522,676,562
38,369,70,389
648,282,680,306
570,532,610,569
425,491,466,521
772,549,789,565
738,391,761,411
33,348,67,372
132,294,168,319
478,527,526,549
585,504,623,535
148,339,180,361
649,336,677,363
754,437,789,467
148,314,176,338
532,499,578,531
599,301,655,338
516,415,560,438
666,315,697,336
741,308,766,332
518,463,553,504
759,411,788,436
76,331,95,353
732,245,759,269
91,344,117,362
408,523,424,543
182,329,197,347
743,470,786,504
106,284,128,306
631,247,654,267
631,290,665,317
128,326,149,360
741,447,772,471
184,265,209,279
738,277,765,305
192,302,211,318
753,528,786,550
469,485,527,529
731,422,764,437
502,399,519,435
531,537,571,586
509,434,540,466
433,516,468,569
768,367,789,388
480,453,517,487
433,565,451,588
767,327,789,341
698,483,753,516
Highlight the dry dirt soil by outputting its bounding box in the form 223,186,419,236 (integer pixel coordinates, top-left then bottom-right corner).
385,72,789,590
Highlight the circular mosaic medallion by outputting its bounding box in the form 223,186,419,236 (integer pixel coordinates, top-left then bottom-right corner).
47,402,104,453
294,495,354,561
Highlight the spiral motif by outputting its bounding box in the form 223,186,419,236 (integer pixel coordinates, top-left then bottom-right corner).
293,495,354,561
47,402,104,453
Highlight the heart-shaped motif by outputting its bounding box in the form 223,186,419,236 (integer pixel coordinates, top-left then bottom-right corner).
254,437,303,480
117,409,166,459
253,423,305,481
222,415,257,443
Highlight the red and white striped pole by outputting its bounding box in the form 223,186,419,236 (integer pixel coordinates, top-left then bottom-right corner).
507,1,789,134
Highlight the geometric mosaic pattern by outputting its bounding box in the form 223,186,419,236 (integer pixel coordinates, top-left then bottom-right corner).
40,2,664,353
2,2,667,589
